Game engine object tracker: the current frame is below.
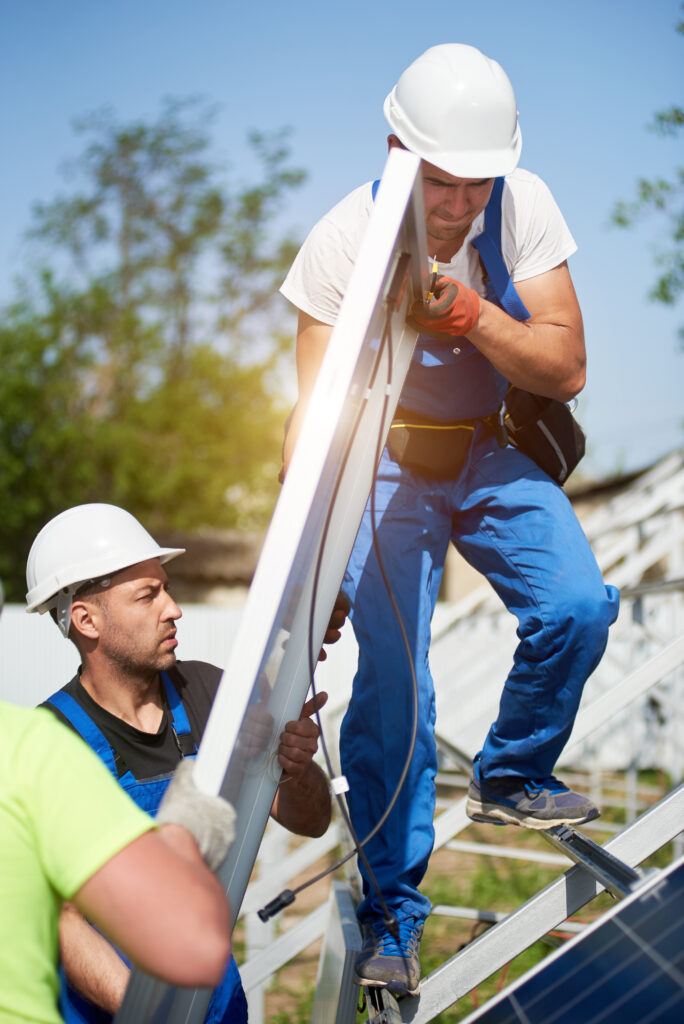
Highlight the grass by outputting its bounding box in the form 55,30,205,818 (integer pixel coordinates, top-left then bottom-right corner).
267,980,316,1024
419,854,567,1022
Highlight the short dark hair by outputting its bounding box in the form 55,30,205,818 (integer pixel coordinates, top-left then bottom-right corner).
74,576,113,600
48,576,112,635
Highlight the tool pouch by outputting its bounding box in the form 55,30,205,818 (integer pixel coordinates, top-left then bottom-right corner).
387,407,477,478
502,387,585,485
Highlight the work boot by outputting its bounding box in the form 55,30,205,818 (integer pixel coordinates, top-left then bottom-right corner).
354,916,423,997
466,757,600,830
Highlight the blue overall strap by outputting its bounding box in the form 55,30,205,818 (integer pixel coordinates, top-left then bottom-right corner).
471,177,531,323
375,172,529,323
160,671,193,736
44,691,118,779
160,671,198,755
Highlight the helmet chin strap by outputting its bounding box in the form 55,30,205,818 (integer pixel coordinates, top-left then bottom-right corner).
56,576,112,638
56,589,74,638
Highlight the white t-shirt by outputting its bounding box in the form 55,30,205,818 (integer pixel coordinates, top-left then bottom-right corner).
280,168,577,326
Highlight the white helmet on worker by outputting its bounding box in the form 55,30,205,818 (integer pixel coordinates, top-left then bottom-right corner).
384,43,522,179
26,503,185,638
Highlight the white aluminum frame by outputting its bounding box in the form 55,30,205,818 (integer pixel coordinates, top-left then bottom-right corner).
115,147,428,1024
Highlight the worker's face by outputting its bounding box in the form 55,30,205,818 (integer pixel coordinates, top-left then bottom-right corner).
93,559,182,675
386,136,494,257
421,160,494,254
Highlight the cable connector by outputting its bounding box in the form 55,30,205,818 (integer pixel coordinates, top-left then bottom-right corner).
258,888,296,922
427,255,439,301
383,912,399,942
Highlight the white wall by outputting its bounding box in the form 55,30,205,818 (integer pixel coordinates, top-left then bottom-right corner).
0,603,246,707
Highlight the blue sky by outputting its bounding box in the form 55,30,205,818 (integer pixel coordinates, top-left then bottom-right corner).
1,0,682,476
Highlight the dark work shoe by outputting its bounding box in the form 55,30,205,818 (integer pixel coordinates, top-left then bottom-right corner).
354,916,423,996
466,762,600,830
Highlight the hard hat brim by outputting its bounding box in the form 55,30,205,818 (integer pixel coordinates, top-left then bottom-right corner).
420,131,522,179
25,547,185,614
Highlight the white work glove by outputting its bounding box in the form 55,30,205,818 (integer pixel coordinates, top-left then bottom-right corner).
157,759,236,871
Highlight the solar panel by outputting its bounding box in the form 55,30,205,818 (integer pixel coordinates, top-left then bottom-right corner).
115,146,428,1023
459,856,684,1024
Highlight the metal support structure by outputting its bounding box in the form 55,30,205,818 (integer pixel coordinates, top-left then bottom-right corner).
114,452,683,1020
311,884,362,1024
392,785,683,1023
430,905,587,934
445,838,570,868
540,824,647,898
241,822,342,916
308,457,683,1021
241,905,329,993
365,988,402,1024
252,627,683,1022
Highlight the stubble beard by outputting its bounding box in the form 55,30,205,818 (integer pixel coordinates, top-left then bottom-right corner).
104,626,177,683
427,214,472,245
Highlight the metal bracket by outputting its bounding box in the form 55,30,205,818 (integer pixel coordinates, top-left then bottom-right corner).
540,824,647,897
386,251,412,311
366,986,403,1023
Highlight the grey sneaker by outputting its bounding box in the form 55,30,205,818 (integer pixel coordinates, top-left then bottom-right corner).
354,916,423,996
466,764,600,830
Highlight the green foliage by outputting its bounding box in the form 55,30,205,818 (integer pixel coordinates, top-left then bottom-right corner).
0,99,305,598
612,164,684,308
611,11,684,326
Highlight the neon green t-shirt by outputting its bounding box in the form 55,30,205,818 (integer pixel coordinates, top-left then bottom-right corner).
0,702,154,1023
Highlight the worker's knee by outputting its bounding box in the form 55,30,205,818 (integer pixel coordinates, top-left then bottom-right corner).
553,581,619,657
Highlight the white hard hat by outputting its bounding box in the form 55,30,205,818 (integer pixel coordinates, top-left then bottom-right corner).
26,503,185,637
384,43,522,178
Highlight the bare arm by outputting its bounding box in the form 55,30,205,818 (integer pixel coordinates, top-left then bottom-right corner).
59,903,130,1013
287,263,584,465
72,825,231,991
468,262,586,402
271,693,331,838
282,311,334,472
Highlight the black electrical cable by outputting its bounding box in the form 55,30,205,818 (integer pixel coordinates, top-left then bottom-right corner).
299,307,406,932
259,303,399,924
259,274,420,925
294,302,420,892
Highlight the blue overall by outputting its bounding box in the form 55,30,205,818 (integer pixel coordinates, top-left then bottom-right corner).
46,673,247,1024
340,178,620,925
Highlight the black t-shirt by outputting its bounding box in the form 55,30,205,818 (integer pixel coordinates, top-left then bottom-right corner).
41,661,222,781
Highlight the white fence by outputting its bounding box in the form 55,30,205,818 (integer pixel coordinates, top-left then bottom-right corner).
3,451,681,775
0,603,244,707
2,588,682,778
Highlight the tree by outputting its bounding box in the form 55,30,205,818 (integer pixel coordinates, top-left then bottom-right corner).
611,11,683,329
0,99,305,598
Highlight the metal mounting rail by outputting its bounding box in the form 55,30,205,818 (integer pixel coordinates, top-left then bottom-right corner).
316,787,683,1024
311,883,361,1024
540,824,646,898
365,988,403,1023
392,784,683,1023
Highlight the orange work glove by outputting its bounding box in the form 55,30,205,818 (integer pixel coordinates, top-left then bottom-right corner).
409,275,480,337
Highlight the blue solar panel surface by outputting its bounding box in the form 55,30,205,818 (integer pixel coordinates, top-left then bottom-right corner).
462,858,684,1024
